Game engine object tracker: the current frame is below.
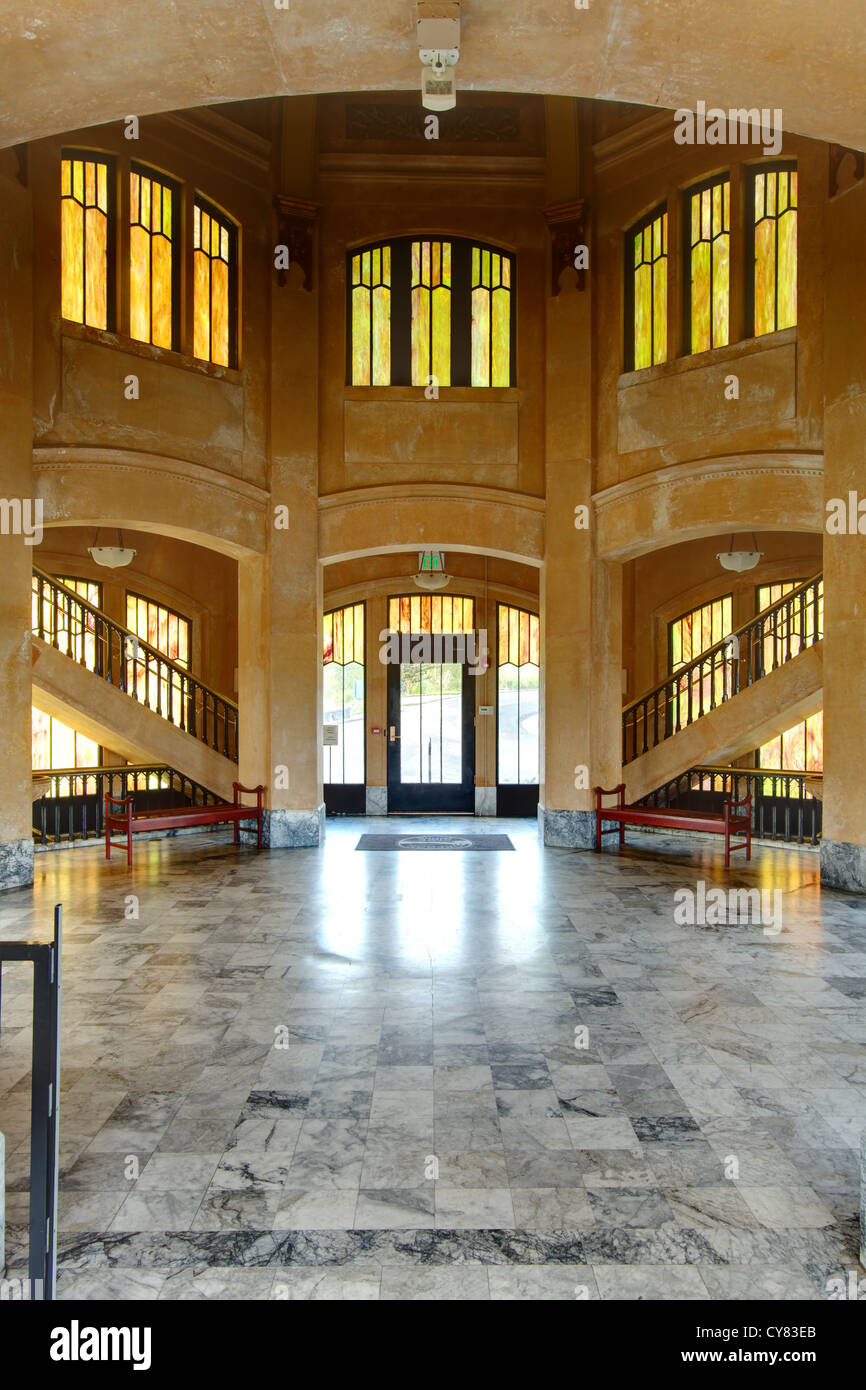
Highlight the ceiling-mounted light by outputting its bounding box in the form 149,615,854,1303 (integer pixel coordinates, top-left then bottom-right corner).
418,2,460,112
717,533,763,573
413,549,451,591
89,527,136,569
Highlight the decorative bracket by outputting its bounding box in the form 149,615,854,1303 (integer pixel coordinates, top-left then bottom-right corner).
274,194,319,290
544,198,587,294
829,145,864,199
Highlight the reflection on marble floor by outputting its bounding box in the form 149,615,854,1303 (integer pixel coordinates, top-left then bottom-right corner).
0,817,864,1300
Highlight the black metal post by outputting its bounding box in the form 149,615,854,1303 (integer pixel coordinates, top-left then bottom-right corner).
0,904,62,1300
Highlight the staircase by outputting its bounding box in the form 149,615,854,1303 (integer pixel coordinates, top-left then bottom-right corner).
31,570,239,802
622,574,823,803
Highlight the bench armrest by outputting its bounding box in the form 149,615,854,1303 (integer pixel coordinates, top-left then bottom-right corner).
233,782,265,810
595,783,627,811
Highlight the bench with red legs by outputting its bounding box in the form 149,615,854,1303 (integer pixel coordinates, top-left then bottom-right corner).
594,783,751,868
105,782,265,867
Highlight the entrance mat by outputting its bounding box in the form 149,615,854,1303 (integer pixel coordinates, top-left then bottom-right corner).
356,833,514,851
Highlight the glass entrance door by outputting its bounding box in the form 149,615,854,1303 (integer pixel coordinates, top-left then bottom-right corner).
386,658,475,812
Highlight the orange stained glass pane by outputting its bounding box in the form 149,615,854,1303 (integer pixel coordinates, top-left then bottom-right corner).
60,194,84,325
371,282,390,383
151,233,172,348
412,279,431,384
354,604,365,663
343,605,354,663
400,596,411,631
323,612,334,663
211,258,229,366
634,260,651,369
519,610,529,665
776,204,797,330
193,249,210,361
129,222,150,342
158,609,168,652
420,595,431,634
498,605,509,664
334,607,344,664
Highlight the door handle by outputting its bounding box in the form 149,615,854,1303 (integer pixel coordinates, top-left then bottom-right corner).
389,725,400,741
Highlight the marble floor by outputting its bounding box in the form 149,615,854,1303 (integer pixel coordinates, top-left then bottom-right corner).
0,817,864,1301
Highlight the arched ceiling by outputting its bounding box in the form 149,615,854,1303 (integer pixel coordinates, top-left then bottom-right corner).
2,0,865,151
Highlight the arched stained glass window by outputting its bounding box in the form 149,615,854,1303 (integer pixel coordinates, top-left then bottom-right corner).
749,163,797,336
348,237,514,387
497,603,539,786
61,152,114,330
352,246,391,385
411,240,451,386
130,166,178,350
626,206,668,370
323,603,365,786
686,176,730,353
194,197,238,368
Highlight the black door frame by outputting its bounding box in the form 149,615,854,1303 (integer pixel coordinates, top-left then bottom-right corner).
386,651,475,813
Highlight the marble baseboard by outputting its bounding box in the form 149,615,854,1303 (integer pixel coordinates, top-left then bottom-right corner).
861,1129,865,1268
0,837,34,890
1,1130,5,1276
820,839,866,894
537,806,595,849
365,786,388,817
475,786,497,817
263,806,325,849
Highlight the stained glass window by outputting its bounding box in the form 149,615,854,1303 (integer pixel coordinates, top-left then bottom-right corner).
759,711,823,776
750,164,797,336
32,575,102,672
497,604,539,786
388,594,475,635
471,245,513,387
411,240,451,386
323,603,365,785
193,197,237,368
628,207,668,370
130,166,177,350
669,596,733,728
348,238,514,388
686,177,730,353
351,246,392,385
126,592,191,724
61,153,113,329
756,576,823,673
32,708,100,794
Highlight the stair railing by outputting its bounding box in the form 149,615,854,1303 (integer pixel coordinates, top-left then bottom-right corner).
31,764,224,846
31,569,238,763
640,764,823,846
622,573,823,765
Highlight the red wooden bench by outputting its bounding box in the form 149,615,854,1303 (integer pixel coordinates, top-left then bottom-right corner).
105,782,264,866
595,784,751,868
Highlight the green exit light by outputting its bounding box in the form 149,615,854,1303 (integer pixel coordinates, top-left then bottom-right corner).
419,551,444,572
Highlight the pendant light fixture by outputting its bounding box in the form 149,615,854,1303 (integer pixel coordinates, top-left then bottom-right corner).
717,533,763,573
89,527,137,569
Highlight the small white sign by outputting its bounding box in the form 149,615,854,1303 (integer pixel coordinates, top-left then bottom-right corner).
479,705,494,715
322,725,339,746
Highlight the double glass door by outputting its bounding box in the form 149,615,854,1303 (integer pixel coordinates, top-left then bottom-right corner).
386,657,475,812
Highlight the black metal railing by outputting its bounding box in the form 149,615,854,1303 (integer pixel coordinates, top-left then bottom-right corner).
0,904,62,1300
622,573,824,764
641,765,823,845
32,765,223,846
31,569,238,762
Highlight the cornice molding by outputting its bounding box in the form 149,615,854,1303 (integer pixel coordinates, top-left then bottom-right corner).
318,483,546,513
593,453,824,512
159,110,272,175
33,447,270,509
592,110,676,176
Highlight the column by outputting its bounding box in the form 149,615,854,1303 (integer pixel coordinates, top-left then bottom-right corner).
0,151,35,889
821,173,866,891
